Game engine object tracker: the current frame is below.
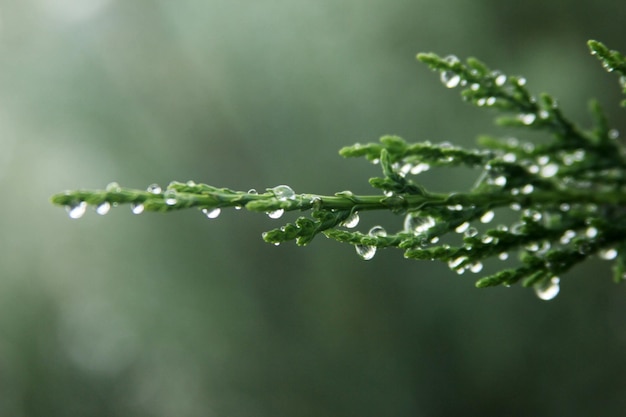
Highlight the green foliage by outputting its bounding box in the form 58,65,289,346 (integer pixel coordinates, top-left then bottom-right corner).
51,40,626,299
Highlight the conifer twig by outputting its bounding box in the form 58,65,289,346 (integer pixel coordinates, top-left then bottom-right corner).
52,40,626,300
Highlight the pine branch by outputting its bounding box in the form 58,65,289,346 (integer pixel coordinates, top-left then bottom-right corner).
51,40,626,300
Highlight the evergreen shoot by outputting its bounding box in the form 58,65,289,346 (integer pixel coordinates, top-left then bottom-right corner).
51,40,626,300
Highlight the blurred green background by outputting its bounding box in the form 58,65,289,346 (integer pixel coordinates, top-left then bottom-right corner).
2,0,626,415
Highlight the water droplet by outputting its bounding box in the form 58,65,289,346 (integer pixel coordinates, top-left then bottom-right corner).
66,201,87,219
497,225,509,232
494,176,507,187
585,226,598,238
455,222,470,234
539,109,550,119
495,73,507,86
521,184,534,195
131,203,145,214
271,185,296,201
481,235,494,244
202,208,221,219
528,164,540,174
599,248,618,260
534,277,560,301
430,236,440,244
342,212,360,228
519,113,536,125
516,77,527,86
523,209,542,222
186,180,196,187
510,203,521,211
559,203,570,212
369,226,387,238
404,215,436,235
480,211,494,224
355,244,376,260
147,183,162,194
447,204,463,211
469,262,483,273
410,163,430,175
486,96,496,106
476,97,487,107
247,189,258,195
441,70,461,88
540,163,559,178
95,201,111,215
470,83,480,91
560,230,577,244
164,190,177,206
526,242,539,252
498,252,509,260
464,227,478,238
106,182,121,193
608,129,620,140
503,152,517,163
448,256,467,274
267,209,284,219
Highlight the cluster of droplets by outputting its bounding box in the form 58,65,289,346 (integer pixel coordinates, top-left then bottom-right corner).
355,226,387,260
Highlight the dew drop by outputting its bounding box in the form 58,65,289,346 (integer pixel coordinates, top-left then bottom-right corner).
519,113,536,125
147,183,162,194
455,222,470,234
539,110,550,119
95,201,111,215
67,201,87,219
521,184,534,195
271,185,296,201
540,163,559,178
404,215,436,235
470,83,480,91
355,244,376,261
342,212,360,228
495,73,507,86
498,252,509,261
247,189,258,195
585,226,598,238
469,261,483,273
480,210,495,224
528,164,540,174
131,203,145,214
441,70,461,88
164,190,177,206
560,230,577,244
481,235,494,244
534,277,560,301
517,77,527,86
202,208,221,219
448,256,467,272
559,203,571,212
267,209,285,219
503,152,517,163
369,225,387,238
494,176,507,187
486,96,496,106
464,227,478,238
599,248,618,260
608,129,620,140
106,182,121,193
476,97,487,107
410,163,430,175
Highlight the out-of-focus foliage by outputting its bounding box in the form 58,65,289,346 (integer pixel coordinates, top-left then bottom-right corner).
2,0,626,416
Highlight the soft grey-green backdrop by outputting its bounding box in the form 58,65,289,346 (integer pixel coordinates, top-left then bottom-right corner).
2,1,625,416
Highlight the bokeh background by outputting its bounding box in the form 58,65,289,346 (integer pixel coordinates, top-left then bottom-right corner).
2,0,626,415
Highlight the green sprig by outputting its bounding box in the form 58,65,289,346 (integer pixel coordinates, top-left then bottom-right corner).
51,40,626,300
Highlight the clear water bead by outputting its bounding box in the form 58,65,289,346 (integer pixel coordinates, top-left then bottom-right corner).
585,226,598,238
599,248,618,260
342,212,360,228
369,225,387,238
519,113,536,125
147,184,162,194
494,176,507,187
495,73,507,86
534,277,560,301
67,201,87,219
469,262,483,273
267,209,284,219
247,189,258,195
441,71,461,88
455,222,470,234
464,227,478,238
106,182,121,193
95,201,111,215
131,203,144,214
480,211,495,224
271,185,296,201
202,208,221,219
498,252,509,261
164,190,177,206
404,215,436,235
355,244,376,261
540,163,559,178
